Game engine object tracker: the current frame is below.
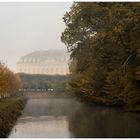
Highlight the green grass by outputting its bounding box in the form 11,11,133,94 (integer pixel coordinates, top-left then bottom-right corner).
0,95,27,138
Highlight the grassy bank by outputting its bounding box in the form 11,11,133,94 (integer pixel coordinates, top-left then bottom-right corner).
0,95,27,138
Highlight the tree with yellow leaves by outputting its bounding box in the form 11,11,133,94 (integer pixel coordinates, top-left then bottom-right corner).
0,61,21,98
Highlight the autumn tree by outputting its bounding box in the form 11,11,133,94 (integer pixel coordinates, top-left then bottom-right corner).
61,2,140,109
0,61,21,98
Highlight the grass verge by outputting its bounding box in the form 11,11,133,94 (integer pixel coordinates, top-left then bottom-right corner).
0,95,27,138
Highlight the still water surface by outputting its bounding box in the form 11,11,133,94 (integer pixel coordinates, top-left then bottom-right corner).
9,97,140,138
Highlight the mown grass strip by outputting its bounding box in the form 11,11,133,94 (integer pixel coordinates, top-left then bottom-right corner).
0,95,27,138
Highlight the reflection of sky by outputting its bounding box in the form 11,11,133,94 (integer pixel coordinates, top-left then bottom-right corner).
0,2,72,71
9,116,71,138
9,98,79,138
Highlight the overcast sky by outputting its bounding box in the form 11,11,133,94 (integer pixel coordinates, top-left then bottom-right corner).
0,2,72,71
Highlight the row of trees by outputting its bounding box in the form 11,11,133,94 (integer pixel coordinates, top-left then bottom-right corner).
0,61,21,98
18,73,69,91
61,3,140,108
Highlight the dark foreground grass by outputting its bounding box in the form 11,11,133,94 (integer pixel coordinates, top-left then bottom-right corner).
0,95,27,138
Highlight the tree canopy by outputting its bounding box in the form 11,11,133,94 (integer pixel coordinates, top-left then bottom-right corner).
0,61,21,98
61,2,140,109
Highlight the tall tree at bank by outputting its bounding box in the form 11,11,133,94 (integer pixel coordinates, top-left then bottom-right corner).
0,62,21,98
61,3,140,109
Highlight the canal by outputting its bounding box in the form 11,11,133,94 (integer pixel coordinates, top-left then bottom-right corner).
9,92,140,138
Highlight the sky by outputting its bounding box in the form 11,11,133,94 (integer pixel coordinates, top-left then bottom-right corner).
0,2,72,71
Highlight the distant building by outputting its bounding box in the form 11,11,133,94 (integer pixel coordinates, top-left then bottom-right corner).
16,50,70,75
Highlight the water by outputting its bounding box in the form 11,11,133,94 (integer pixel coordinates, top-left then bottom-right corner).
9,96,140,138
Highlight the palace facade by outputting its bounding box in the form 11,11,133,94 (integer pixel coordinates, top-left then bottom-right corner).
16,50,70,75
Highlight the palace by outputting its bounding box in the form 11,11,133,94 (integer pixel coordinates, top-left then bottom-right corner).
16,50,70,75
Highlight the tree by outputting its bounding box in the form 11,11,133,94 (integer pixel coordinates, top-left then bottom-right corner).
61,2,140,108
0,61,21,98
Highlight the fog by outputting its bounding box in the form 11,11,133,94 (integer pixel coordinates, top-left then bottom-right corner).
0,2,72,71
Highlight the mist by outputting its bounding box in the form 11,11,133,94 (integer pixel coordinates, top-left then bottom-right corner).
0,2,72,71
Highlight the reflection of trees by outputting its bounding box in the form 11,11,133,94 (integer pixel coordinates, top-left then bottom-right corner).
68,103,140,138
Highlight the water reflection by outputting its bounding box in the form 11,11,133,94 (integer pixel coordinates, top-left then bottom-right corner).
69,103,140,138
9,98,80,138
10,116,70,138
22,98,80,117
9,97,140,138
